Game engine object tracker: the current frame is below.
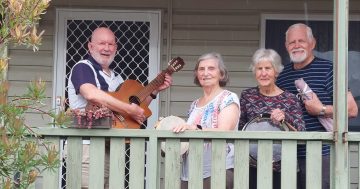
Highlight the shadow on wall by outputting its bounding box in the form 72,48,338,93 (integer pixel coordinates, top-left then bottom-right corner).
313,50,360,131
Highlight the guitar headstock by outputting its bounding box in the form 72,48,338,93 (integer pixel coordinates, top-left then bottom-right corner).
168,57,185,72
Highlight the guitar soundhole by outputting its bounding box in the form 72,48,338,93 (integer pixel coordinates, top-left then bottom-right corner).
129,96,140,105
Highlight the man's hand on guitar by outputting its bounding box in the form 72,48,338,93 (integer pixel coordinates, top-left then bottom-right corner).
127,103,146,124
157,73,173,92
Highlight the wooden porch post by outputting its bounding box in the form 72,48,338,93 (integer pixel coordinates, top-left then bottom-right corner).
333,0,349,188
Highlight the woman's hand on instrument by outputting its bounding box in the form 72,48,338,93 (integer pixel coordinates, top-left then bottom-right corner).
270,109,285,125
127,103,146,124
172,124,197,133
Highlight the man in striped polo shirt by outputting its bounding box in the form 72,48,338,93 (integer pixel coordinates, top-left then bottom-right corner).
277,23,358,189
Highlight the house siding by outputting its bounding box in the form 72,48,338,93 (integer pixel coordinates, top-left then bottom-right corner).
8,0,344,124
7,0,360,187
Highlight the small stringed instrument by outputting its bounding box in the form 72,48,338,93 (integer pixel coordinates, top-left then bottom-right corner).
108,57,185,129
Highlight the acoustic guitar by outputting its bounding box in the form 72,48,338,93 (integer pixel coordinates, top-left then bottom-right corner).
108,57,185,129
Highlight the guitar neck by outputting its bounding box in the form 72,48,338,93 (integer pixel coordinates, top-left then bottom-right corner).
137,68,174,102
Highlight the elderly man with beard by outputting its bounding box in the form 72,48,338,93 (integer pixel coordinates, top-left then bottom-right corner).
67,27,172,188
68,27,172,118
276,23,358,189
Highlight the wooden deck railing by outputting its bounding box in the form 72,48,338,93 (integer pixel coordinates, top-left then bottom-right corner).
32,128,338,189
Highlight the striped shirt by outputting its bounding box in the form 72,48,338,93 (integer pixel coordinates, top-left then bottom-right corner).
276,57,333,157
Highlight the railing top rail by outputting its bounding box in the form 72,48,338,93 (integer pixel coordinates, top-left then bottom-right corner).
346,132,360,142
33,127,334,141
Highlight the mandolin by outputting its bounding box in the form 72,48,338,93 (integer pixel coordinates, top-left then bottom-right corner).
108,57,185,129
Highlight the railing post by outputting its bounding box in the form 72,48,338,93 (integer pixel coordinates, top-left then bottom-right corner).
146,136,160,189
333,0,349,188
42,136,61,189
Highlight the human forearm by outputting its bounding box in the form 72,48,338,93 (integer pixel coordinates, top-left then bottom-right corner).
321,103,357,119
80,84,142,115
173,104,240,133
216,104,240,131
304,92,357,118
322,92,357,118
324,92,357,118
173,123,235,132
347,92,358,118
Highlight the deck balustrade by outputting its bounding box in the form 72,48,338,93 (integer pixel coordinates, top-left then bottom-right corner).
27,128,353,189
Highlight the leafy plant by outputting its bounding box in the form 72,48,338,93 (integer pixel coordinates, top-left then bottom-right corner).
0,0,50,52
0,79,67,189
0,0,69,188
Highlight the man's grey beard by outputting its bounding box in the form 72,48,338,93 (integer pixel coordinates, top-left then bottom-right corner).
93,54,115,67
290,50,307,64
